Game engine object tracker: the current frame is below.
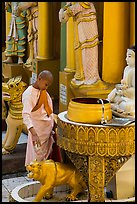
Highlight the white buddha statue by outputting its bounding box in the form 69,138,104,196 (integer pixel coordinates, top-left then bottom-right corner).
107,46,135,117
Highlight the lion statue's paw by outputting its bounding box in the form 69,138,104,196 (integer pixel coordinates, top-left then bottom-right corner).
2,147,11,155
43,192,53,200
66,193,78,201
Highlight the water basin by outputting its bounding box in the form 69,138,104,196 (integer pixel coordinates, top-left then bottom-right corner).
67,97,112,124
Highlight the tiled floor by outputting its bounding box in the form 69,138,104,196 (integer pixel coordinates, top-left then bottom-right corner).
2,175,34,202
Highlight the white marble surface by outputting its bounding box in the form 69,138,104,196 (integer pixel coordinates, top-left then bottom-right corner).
2,176,31,202
58,111,105,127
2,177,28,192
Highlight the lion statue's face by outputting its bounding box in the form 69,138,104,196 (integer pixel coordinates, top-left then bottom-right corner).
26,160,42,181
2,76,27,102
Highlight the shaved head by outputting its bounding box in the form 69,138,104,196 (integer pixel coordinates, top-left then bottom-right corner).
38,70,53,82
33,70,53,90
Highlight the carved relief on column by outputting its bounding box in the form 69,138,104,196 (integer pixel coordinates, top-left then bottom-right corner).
88,156,105,202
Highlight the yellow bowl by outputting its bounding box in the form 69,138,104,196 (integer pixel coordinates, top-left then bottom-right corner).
67,97,112,124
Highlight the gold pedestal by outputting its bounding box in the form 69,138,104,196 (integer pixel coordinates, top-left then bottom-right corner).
70,79,115,99
57,111,135,202
59,71,74,112
2,63,31,84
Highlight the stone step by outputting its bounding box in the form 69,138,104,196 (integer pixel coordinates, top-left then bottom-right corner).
2,143,27,175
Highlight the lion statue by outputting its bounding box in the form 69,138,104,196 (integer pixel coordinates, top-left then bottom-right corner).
2,76,27,154
26,159,87,202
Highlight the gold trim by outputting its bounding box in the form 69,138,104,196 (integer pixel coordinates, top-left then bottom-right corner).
20,13,26,18
75,12,96,20
66,7,73,17
81,35,99,45
16,20,26,25
16,48,26,52
75,40,100,50
19,37,26,40
81,41,100,50
77,17,96,25
57,118,135,157
79,2,91,9
17,25,26,29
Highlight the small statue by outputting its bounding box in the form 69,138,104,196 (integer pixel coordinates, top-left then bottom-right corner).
15,2,38,68
3,2,28,64
59,2,100,86
26,159,87,202
2,76,27,154
107,46,135,117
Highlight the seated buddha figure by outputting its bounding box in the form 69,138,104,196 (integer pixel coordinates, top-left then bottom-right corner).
107,46,135,117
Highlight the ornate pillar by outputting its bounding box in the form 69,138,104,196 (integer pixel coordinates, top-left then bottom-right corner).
102,2,130,84
59,3,75,112
64,9,75,72
130,2,135,46
37,2,53,59
60,2,66,71
5,8,11,49
88,156,105,202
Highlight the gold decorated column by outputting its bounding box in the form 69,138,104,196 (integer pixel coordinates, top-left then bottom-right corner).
5,7,11,50
130,2,135,46
64,16,75,72
59,4,75,112
37,2,53,60
88,156,105,202
102,2,130,84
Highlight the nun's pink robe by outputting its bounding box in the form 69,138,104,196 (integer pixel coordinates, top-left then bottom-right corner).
22,85,54,166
